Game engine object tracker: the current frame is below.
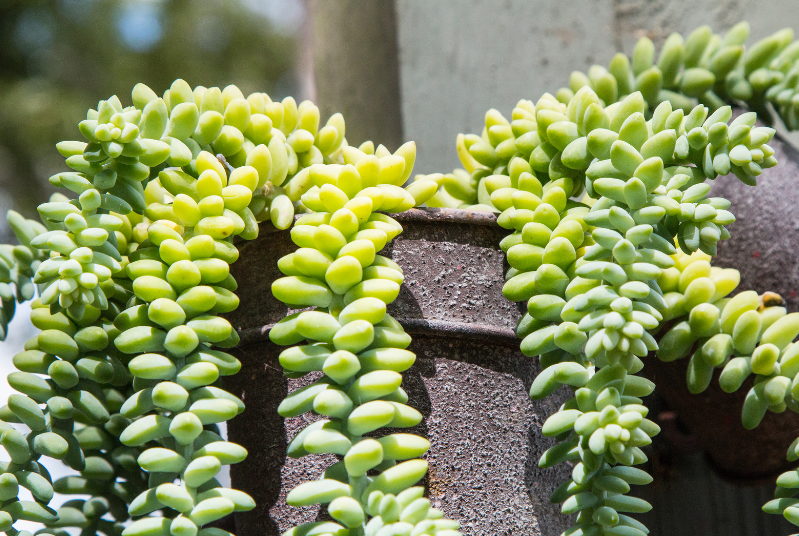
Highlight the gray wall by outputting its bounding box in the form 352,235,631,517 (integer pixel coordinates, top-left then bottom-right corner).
395,0,799,174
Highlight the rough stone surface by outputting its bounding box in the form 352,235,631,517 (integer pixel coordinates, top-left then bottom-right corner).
225,226,290,333
226,336,572,536
227,209,524,340
382,209,520,330
395,0,799,175
710,130,799,313
404,334,570,536
225,347,336,536
225,209,572,536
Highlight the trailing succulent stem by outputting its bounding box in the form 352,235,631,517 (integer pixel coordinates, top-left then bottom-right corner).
269,144,458,535
0,211,49,338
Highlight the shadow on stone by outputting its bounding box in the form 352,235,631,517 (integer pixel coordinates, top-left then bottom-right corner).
224,346,288,536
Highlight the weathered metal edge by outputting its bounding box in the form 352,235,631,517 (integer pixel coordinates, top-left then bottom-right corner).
385,207,499,226
242,207,499,238
236,317,519,350
234,207,501,259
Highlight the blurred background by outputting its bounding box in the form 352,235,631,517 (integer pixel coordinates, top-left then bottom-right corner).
2,0,799,534
0,0,312,242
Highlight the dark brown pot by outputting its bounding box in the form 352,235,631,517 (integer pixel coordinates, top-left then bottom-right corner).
641,353,799,482
710,131,799,313
222,208,572,536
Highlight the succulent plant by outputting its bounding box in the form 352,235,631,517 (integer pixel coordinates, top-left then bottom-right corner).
2,19,799,536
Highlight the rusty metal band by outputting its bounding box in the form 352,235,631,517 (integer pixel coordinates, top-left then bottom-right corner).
235,317,519,349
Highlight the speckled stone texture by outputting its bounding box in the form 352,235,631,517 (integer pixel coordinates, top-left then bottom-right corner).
710,130,799,313
224,209,572,536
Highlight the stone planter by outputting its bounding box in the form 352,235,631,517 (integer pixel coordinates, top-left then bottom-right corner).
223,208,572,536
219,127,799,534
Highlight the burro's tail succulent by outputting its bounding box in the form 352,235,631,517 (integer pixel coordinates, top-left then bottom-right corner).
431,21,797,215
439,77,778,534
4,17,799,536
425,19,799,535
0,77,432,536
269,143,459,535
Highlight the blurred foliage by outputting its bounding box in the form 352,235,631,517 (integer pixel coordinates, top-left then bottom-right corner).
0,0,304,240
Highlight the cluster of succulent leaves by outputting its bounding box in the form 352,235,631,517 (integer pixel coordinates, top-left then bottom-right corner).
658,251,799,527
425,21,799,536
0,78,397,536
562,22,799,132
4,18,799,536
0,212,48,339
268,143,462,535
430,21,799,212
